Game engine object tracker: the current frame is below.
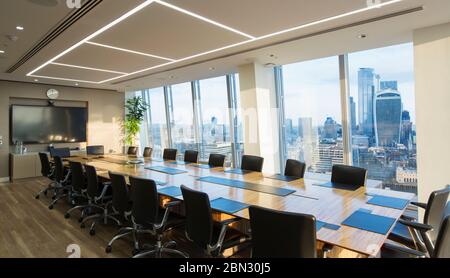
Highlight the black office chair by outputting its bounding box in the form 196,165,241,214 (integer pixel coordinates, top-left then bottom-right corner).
163,149,177,160
331,164,367,188
143,147,153,158
388,186,450,254
241,155,264,172
248,206,317,258
184,150,199,163
48,156,71,210
208,154,226,168
35,153,56,199
129,176,187,258
64,162,89,222
127,146,138,156
382,214,450,258
79,165,120,235
180,185,247,257
49,147,71,158
105,172,134,253
284,159,306,179
87,145,104,155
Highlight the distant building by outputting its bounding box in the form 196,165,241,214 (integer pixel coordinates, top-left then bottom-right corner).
380,80,398,91
396,167,418,184
350,96,357,132
374,90,402,147
358,68,376,139
310,140,344,173
298,117,313,142
323,117,338,140
400,110,413,149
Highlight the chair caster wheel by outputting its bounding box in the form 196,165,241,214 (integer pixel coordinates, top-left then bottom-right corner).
35,195,40,200
44,190,48,196
105,246,112,253
132,249,140,256
89,229,96,236
80,223,85,229
52,196,56,200
78,218,84,223
48,205,54,210
64,213,70,219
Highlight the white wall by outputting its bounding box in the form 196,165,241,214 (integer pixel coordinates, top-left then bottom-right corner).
413,22,450,213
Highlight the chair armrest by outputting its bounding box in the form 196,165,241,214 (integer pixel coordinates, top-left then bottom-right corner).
163,200,181,209
95,182,111,201
398,219,433,233
411,202,427,210
383,242,426,258
219,218,241,227
400,214,416,221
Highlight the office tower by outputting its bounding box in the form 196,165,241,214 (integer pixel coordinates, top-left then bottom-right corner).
285,118,294,143
350,96,357,132
400,110,413,149
323,117,338,140
374,90,402,147
358,68,376,139
298,117,313,140
380,81,398,91
310,140,344,173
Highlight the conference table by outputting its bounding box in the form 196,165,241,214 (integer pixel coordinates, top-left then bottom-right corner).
66,154,414,258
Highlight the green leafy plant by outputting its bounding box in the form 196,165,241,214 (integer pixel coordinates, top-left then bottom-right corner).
124,96,148,146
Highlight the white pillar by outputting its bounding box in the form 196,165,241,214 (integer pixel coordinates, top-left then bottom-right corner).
238,63,281,173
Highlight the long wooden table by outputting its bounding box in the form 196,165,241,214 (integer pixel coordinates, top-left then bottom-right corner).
66,154,414,258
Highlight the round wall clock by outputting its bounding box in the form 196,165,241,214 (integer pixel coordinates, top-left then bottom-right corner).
46,89,59,100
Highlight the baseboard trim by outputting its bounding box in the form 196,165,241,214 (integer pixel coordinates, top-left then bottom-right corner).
0,177,10,183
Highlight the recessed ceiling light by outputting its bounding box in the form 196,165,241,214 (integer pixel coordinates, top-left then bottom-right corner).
75,83,79,86
358,34,367,39
209,67,215,71
0,50,5,54
16,26,24,31
34,79,39,82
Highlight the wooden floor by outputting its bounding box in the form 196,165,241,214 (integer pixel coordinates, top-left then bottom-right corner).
0,177,248,258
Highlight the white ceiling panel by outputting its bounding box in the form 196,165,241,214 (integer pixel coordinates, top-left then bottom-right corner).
55,43,169,73
91,2,249,60
164,0,392,37
34,64,122,83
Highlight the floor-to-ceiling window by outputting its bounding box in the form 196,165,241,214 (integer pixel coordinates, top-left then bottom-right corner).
348,43,417,194
280,56,343,174
168,82,196,156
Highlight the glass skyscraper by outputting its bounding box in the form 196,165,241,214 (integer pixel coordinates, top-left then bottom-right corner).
358,68,376,138
374,90,402,147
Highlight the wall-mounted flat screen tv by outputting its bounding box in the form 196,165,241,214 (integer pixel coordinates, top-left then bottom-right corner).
11,105,87,144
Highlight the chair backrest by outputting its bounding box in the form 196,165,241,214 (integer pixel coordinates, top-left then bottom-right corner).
129,176,159,225
424,186,450,241
50,147,71,158
249,206,317,258
184,150,199,163
433,214,450,258
181,185,213,249
208,154,226,167
109,172,130,217
86,145,104,155
241,155,264,172
69,161,85,193
127,146,138,155
84,164,99,199
38,152,52,177
284,159,306,179
53,156,65,183
143,147,153,158
331,164,367,188
163,149,177,160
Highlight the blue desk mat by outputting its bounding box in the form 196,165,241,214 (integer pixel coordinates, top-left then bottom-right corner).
316,221,341,231
158,186,182,198
357,208,373,214
145,166,188,175
367,195,409,210
313,181,360,191
342,211,396,235
266,174,301,182
210,198,250,214
224,169,253,175
191,164,215,169
170,161,191,165
197,176,295,197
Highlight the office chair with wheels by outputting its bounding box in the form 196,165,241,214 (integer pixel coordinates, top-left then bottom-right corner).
105,172,134,253
382,214,450,258
64,162,89,222
79,165,120,236
48,156,71,210
331,164,367,188
241,155,264,172
184,150,198,163
249,206,317,258
143,147,153,158
35,153,56,199
87,145,104,155
163,149,177,160
284,159,306,179
127,146,138,156
130,176,187,258
388,186,450,254
180,185,248,257
208,154,226,168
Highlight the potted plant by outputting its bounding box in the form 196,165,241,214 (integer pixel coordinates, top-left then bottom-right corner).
124,96,148,153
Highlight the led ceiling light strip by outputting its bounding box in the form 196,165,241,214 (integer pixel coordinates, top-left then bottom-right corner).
51,62,128,75
29,75,99,84
155,0,256,39
27,0,156,77
85,41,175,61
98,0,403,84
